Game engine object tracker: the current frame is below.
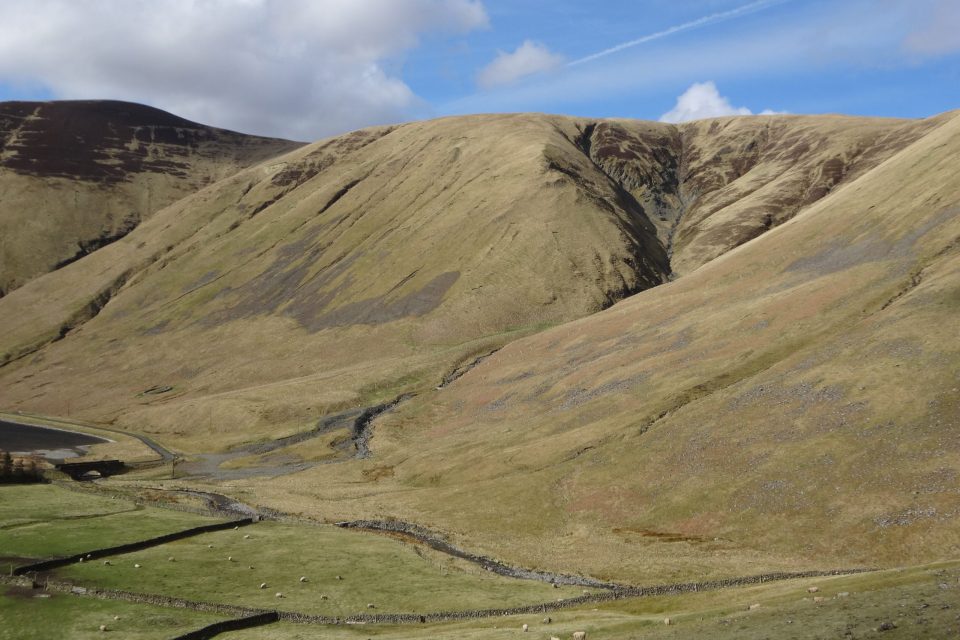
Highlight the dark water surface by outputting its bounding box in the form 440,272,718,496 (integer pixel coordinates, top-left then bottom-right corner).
0,419,108,456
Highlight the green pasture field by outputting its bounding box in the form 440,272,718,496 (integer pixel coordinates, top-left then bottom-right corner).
58,520,587,615
0,588,224,640
0,484,223,560
223,561,960,639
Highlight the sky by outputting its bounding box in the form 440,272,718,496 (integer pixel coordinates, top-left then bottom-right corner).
0,0,957,141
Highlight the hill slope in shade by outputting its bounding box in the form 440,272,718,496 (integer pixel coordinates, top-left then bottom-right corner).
0,107,957,583
0,100,302,295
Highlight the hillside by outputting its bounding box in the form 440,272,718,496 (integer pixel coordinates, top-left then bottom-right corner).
0,100,302,295
250,109,960,583
0,106,958,584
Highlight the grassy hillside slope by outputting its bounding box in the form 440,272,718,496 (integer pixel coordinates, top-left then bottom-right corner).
0,100,302,295
0,111,942,454
242,110,960,582
0,109,957,585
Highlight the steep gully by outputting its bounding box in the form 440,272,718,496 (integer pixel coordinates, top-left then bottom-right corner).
567,121,691,285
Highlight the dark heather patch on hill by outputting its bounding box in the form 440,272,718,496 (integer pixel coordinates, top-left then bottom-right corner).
294,271,460,331
0,101,210,183
0,99,303,296
204,219,459,330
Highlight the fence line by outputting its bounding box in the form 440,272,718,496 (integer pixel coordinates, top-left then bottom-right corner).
171,612,280,640
1,567,875,627
13,518,253,575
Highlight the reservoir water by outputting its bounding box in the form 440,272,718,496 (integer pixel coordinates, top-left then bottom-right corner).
0,419,109,459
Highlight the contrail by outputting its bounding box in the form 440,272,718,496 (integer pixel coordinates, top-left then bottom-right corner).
568,0,789,66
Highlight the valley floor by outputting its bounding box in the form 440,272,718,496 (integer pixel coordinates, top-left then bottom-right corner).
3,481,959,639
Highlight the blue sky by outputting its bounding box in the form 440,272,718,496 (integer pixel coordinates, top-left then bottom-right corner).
0,0,957,140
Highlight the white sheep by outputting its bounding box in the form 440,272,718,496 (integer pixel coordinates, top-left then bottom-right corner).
260,583,267,589
521,623,528,632
133,563,141,569
573,632,587,640
98,624,107,632
275,592,283,598
299,576,308,583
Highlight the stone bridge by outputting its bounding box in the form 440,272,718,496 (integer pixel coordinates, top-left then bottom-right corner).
55,459,126,480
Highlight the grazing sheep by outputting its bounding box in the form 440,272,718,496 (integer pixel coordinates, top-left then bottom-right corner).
275,592,283,598
208,544,214,549
521,623,528,632
813,596,826,603
228,556,234,562
749,603,761,610
79,558,84,563
113,616,120,621
543,616,551,624
133,564,141,569
807,586,819,593
573,632,587,640
367,603,376,609
336,575,342,580
551,637,561,640
260,583,267,589
98,624,107,632
299,576,308,583
168,557,175,562
102,560,111,566
664,617,672,625
244,534,251,539
320,595,329,600
234,526,239,530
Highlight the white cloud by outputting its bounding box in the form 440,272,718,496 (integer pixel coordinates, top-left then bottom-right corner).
0,0,488,141
902,0,960,56
659,81,783,123
477,40,564,89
